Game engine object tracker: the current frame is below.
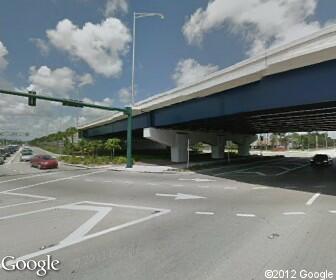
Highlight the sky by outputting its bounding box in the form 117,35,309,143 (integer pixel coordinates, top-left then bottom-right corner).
0,0,336,139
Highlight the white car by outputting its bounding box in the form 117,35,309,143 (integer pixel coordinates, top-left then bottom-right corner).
20,150,34,162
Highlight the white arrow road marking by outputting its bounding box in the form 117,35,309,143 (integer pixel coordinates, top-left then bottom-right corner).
59,204,112,245
156,193,206,200
0,201,170,267
305,193,320,206
179,178,216,182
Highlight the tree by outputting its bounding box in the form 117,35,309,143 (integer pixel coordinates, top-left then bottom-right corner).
65,127,78,144
78,139,88,156
105,138,122,159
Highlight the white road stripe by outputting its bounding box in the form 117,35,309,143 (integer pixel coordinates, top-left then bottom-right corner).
223,186,237,190
195,211,215,215
252,186,269,190
328,210,336,214
0,171,65,184
236,213,256,217
0,170,106,193
305,193,321,206
283,212,305,215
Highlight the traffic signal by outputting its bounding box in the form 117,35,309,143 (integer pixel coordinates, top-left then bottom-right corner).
28,91,36,106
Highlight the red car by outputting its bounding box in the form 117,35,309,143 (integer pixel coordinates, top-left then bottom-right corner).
31,155,58,169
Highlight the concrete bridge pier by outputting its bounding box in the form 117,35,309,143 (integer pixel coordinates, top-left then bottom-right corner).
211,135,226,159
143,128,227,163
231,134,257,156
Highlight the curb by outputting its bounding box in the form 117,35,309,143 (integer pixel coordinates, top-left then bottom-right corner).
60,162,188,174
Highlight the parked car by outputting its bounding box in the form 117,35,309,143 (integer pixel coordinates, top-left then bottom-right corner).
0,156,4,165
20,149,34,162
310,154,333,167
31,155,58,169
0,148,7,159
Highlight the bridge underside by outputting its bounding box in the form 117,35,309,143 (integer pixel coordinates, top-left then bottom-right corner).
166,101,336,134
81,59,336,162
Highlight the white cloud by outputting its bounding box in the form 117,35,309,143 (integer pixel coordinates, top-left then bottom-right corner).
78,97,114,125
47,18,131,77
105,0,128,17
30,38,50,56
78,73,94,87
118,87,131,105
0,41,8,70
28,66,93,97
172,58,219,87
183,0,322,56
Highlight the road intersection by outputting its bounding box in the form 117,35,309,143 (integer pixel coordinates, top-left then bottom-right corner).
0,148,336,279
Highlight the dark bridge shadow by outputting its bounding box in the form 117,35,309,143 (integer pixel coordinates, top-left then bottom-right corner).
193,156,336,197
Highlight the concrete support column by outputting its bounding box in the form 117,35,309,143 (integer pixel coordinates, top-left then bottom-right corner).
171,133,188,163
232,134,257,156
143,128,189,163
211,136,225,159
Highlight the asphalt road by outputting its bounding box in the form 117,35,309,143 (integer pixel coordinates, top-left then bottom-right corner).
1,147,336,280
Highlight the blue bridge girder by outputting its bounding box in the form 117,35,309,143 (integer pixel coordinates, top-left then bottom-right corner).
83,58,336,139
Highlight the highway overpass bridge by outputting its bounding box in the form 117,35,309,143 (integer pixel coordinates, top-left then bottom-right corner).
79,25,336,162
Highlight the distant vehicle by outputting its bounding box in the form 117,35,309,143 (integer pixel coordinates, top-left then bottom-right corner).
21,147,32,154
20,149,34,162
0,156,4,165
1,147,10,158
31,155,58,169
0,148,8,159
310,154,333,167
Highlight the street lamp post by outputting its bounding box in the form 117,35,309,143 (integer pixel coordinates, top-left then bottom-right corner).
131,12,164,106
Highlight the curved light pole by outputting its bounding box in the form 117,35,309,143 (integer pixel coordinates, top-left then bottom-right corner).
131,12,164,106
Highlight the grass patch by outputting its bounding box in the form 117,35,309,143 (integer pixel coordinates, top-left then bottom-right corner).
59,155,127,165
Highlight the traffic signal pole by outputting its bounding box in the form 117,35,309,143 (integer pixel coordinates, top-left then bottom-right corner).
0,88,133,168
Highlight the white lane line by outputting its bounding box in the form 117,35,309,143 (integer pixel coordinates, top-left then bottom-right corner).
179,178,216,182
275,164,309,176
305,193,321,206
6,149,21,165
252,186,269,190
223,186,237,190
207,158,284,175
1,201,171,266
195,211,215,215
0,170,107,193
329,210,336,214
147,182,159,186
283,212,305,215
0,171,64,184
198,185,210,189
0,192,55,209
0,170,106,210
236,213,256,217
171,184,184,187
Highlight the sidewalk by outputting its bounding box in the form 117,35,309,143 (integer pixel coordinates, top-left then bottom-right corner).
61,162,183,173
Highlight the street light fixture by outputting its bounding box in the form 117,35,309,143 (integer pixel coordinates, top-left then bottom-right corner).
131,12,164,106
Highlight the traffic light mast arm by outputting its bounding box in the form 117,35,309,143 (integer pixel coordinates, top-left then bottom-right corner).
0,89,128,114
0,88,133,168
